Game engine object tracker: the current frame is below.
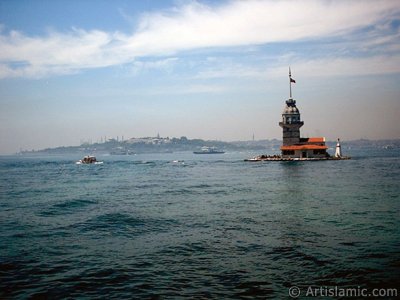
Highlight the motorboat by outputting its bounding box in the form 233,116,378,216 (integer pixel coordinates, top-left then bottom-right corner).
76,155,103,164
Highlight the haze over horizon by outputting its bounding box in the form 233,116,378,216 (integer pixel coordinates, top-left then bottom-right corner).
1,0,400,154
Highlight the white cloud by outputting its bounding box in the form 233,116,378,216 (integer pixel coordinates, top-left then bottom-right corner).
0,28,123,78
130,57,178,75
191,53,400,81
0,0,399,78
127,0,399,52
145,83,228,95
272,55,400,79
195,63,267,80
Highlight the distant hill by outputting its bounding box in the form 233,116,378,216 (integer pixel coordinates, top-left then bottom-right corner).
19,137,400,155
20,136,240,155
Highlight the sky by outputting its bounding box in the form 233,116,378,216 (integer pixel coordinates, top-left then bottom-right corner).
0,0,400,154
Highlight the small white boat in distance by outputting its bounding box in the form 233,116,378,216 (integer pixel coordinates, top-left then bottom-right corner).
193,146,225,154
76,155,103,164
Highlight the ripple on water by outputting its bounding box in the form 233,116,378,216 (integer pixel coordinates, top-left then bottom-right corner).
77,212,180,237
39,198,97,216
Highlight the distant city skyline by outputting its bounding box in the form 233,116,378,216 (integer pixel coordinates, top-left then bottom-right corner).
1,0,400,154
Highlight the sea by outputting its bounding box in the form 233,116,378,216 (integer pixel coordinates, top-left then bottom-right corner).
1,148,399,299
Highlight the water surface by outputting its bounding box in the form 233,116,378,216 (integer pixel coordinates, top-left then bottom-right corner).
1,150,399,298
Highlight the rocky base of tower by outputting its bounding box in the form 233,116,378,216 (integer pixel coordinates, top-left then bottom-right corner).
244,154,351,162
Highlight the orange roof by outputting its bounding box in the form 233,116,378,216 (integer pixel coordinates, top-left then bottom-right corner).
281,145,328,150
306,137,325,143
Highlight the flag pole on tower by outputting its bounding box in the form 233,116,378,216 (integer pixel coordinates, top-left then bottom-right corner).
289,67,296,99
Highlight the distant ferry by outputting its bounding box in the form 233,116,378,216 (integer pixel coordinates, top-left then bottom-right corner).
110,147,135,155
193,146,225,154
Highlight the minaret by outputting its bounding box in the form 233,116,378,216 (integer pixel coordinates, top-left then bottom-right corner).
279,68,304,146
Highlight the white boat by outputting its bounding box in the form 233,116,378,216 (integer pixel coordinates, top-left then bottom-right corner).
76,155,103,164
193,146,225,154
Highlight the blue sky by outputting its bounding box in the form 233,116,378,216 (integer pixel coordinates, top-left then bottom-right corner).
0,0,400,154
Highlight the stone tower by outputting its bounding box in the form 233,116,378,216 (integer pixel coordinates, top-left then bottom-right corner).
279,68,304,146
279,98,304,146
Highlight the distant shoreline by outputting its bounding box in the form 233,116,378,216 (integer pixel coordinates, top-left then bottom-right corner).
14,137,400,156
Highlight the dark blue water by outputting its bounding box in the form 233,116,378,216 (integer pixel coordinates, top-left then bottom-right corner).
1,149,399,299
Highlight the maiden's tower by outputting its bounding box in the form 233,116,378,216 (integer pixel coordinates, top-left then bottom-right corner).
279,68,328,159
246,68,349,161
